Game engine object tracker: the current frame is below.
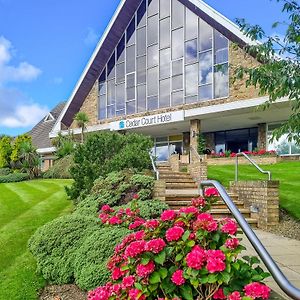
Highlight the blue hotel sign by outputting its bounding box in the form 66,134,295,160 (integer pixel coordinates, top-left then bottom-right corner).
110,111,184,131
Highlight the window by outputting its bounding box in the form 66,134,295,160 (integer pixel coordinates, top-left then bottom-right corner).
137,27,146,56
147,67,158,96
116,83,125,111
185,39,197,64
214,63,229,98
185,8,198,40
172,0,184,29
126,45,135,73
148,44,159,68
127,17,136,46
126,73,135,101
137,56,146,84
199,19,213,52
159,78,170,108
185,63,198,96
172,28,184,60
148,14,159,45
116,62,125,84
117,35,125,62
172,59,183,76
148,0,159,16
172,90,183,106
160,17,170,49
137,0,146,27
137,84,146,112
159,48,171,79
160,0,170,19
147,95,158,110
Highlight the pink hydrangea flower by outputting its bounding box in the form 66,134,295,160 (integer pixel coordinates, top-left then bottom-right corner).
191,197,206,208
108,216,122,225
129,220,145,230
221,219,238,235
225,238,239,249
144,219,160,230
165,226,184,242
124,240,146,258
179,206,199,215
135,230,145,240
213,288,226,299
228,291,242,300
186,245,206,270
101,205,113,212
129,288,145,300
194,213,218,232
171,269,185,286
122,275,135,288
111,267,123,280
244,282,271,299
136,261,155,277
161,210,177,221
132,194,140,199
205,187,219,197
206,250,226,273
145,238,166,254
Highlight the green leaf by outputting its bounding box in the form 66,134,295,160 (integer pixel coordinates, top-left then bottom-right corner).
250,256,261,265
175,253,184,262
190,278,199,288
149,271,161,284
186,240,195,248
182,230,191,242
208,274,218,283
221,272,231,284
134,282,143,290
180,284,194,300
154,250,166,265
159,268,168,279
252,274,263,281
141,257,150,265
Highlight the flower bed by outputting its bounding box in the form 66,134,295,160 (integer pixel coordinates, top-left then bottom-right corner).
89,190,271,300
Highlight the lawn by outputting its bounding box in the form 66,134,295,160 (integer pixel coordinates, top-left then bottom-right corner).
208,161,300,220
0,179,73,300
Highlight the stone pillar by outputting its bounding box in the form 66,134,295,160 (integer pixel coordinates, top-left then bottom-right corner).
190,119,201,150
230,180,280,229
258,123,267,150
169,154,180,172
153,180,166,201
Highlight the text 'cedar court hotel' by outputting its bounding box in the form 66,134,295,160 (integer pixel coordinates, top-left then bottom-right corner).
50,0,299,162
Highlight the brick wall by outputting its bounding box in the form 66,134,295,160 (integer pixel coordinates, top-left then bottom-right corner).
153,180,166,201
206,156,278,166
230,180,279,229
169,154,180,172
258,123,267,150
188,151,208,184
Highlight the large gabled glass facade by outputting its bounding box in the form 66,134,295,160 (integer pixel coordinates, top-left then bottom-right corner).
98,0,229,120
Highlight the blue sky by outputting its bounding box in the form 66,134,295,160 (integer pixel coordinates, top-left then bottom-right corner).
0,0,288,136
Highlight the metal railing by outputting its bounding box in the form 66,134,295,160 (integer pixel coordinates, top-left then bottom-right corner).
149,152,159,180
200,180,300,300
235,152,272,181
190,146,204,163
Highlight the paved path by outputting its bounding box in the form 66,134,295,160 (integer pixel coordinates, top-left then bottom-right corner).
241,230,300,299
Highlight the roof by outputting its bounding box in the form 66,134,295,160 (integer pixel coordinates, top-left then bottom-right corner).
51,0,257,134
29,101,66,150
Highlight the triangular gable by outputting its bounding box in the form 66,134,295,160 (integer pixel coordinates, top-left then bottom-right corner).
51,0,256,134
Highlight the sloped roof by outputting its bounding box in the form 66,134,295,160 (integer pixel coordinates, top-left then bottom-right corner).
29,102,66,150
51,0,257,133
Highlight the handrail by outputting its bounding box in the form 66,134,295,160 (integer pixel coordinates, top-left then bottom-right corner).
190,146,203,162
149,152,159,180
236,152,272,181
200,180,300,300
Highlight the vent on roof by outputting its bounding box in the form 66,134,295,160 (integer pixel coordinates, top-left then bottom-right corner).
44,113,55,122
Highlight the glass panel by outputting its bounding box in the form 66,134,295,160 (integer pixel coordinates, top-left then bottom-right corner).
172,0,184,29
148,0,159,16
137,56,146,84
126,45,135,73
116,109,125,117
185,8,198,40
185,63,198,96
99,81,106,95
99,68,106,83
116,62,125,84
215,48,229,65
160,17,170,49
107,80,115,105
291,140,300,154
185,95,198,104
169,135,183,142
172,59,183,76
148,44,159,68
107,52,115,80
147,67,158,96
199,84,212,101
159,78,170,108
185,39,197,64
160,0,170,19
169,141,183,156
172,90,183,106
99,107,106,120
127,16,136,45
147,95,159,110
214,63,229,98
99,93,106,120
116,83,125,110
156,137,168,142
172,28,184,60
159,48,171,79
214,30,228,51
199,19,213,52
126,100,136,115
155,143,169,161
107,105,115,118
137,27,146,56
137,84,146,112
127,87,135,101
127,73,135,88
172,74,183,91
148,14,159,45
117,35,125,62
199,51,213,85
137,0,147,27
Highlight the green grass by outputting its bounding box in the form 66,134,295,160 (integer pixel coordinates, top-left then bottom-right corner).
0,179,73,300
208,161,300,220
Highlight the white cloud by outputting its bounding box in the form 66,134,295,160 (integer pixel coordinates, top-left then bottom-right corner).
84,27,99,46
0,36,41,85
0,88,49,129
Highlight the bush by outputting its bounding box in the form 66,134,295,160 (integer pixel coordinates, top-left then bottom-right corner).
91,170,155,207
66,132,153,200
0,167,11,176
43,155,73,179
73,226,131,290
0,172,29,183
74,195,101,217
28,215,99,284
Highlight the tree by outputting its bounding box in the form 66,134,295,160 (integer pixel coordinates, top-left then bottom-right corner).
0,136,12,168
74,112,89,143
234,0,300,144
19,141,40,179
10,134,32,167
197,133,206,155
52,131,76,158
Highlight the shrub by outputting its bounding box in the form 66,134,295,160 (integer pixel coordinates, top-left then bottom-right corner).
0,167,11,176
66,132,153,200
73,226,131,290
10,134,31,165
28,215,99,284
43,155,73,179
0,136,12,168
0,173,29,183
90,199,271,300
74,195,101,217
91,170,155,207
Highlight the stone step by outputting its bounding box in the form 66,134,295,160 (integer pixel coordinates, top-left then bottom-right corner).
208,208,251,219
166,182,198,189
164,178,196,184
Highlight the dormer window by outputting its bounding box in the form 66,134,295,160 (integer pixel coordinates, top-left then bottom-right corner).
44,113,55,122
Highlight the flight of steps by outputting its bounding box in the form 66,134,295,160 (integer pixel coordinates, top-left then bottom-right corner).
157,163,258,227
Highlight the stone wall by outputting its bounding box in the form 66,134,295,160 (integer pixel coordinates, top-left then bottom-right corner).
258,123,267,150
188,151,208,184
206,156,278,166
153,180,166,201
169,154,180,172
230,180,279,229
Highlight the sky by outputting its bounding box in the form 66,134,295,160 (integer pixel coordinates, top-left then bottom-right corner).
0,0,289,136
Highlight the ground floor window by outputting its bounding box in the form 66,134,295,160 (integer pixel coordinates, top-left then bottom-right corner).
214,128,258,154
267,124,300,155
153,135,183,161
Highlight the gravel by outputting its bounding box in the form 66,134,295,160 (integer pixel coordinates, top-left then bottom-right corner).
39,285,87,300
